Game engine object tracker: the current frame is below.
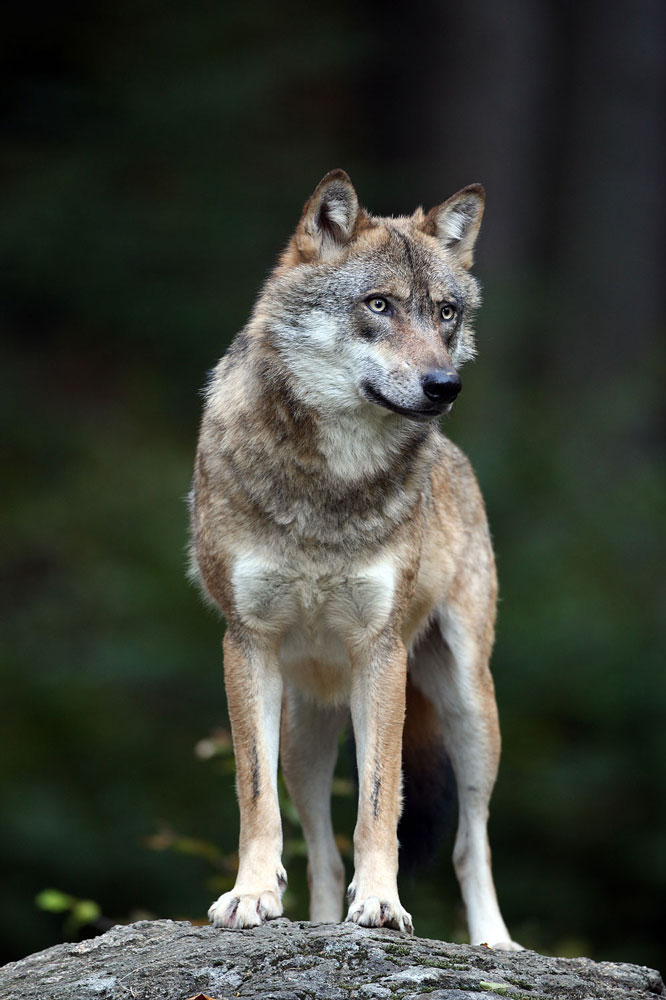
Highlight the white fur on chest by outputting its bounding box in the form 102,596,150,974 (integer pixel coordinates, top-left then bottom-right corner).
317,411,400,482
231,552,396,703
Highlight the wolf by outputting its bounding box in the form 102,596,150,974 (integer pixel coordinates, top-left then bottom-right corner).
190,169,520,948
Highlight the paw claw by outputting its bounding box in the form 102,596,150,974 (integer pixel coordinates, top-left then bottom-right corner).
490,939,524,952
209,888,283,929
346,894,413,935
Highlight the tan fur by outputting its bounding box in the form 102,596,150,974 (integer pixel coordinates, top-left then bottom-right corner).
190,171,520,947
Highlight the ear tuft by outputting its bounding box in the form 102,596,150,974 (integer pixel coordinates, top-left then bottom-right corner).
423,184,485,269
299,169,360,260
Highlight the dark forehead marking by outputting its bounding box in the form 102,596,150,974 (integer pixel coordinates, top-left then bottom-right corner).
368,224,465,305
405,229,464,304
386,226,442,305
386,225,440,283
395,229,417,273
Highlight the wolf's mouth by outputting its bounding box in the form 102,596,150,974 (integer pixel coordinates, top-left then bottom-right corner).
361,382,444,420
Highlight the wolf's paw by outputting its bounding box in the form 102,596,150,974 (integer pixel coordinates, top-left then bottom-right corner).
487,939,525,952
346,894,413,935
208,887,283,929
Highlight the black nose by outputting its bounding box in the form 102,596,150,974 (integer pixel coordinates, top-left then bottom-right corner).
422,369,462,405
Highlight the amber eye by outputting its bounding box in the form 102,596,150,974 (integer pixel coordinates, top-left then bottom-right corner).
441,304,456,321
367,297,388,314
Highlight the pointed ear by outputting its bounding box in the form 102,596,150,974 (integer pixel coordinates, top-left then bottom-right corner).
422,184,485,269
296,169,360,261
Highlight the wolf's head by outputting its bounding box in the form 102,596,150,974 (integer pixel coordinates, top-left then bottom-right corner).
257,170,484,423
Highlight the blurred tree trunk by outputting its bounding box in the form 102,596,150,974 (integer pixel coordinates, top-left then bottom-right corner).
550,0,666,379
362,0,665,429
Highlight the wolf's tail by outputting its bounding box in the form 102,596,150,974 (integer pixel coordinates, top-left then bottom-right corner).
398,673,456,872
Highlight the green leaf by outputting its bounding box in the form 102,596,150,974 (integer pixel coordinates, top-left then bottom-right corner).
72,900,101,925
35,889,74,913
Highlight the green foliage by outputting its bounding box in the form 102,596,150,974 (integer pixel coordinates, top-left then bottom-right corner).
35,889,102,938
35,890,75,914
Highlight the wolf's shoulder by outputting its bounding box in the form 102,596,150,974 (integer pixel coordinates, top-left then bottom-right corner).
430,432,486,518
432,432,477,478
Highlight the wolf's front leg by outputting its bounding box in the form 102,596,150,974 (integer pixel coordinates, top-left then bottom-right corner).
346,635,413,934
208,630,286,929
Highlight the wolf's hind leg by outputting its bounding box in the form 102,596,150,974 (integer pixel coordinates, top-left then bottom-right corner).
281,688,347,922
409,614,521,950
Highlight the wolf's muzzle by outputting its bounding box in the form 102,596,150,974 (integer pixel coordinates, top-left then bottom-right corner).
422,369,462,406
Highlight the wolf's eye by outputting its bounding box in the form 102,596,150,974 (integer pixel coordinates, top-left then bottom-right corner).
367,297,388,314
441,304,456,321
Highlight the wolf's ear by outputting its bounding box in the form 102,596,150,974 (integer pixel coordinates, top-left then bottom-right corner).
422,184,485,269
297,169,360,261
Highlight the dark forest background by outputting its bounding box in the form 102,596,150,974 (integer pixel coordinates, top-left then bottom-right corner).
2,0,665,971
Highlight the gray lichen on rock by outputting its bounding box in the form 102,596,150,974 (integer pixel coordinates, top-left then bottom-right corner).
0,919,663,1000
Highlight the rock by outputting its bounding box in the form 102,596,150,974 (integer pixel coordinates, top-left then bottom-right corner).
0,918,663,1000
